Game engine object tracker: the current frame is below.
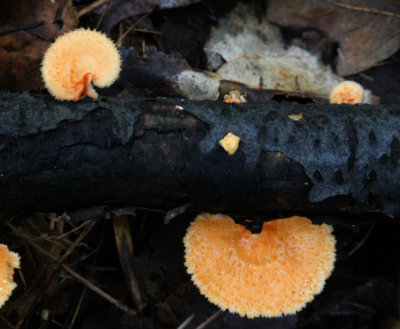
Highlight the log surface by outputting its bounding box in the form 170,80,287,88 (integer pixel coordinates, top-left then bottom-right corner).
1,92,400,217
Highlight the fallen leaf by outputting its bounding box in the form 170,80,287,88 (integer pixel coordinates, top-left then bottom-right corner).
96,0,204,33
266,0,400,75
0,0,77,92
203,3,377,102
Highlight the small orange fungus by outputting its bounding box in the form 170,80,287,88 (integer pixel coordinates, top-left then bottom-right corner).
329,81,364,104
41,28,121,101
223,90,247,104
183,214,336,318
219,132,241,155
0,244,20,308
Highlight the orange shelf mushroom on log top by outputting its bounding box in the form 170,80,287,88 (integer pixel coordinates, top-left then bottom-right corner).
0,244,20,308
183,214,336,318
329,81,364,104
41,29,121,101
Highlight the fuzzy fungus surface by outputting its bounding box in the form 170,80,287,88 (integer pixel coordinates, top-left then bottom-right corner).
41,28,121,101
183,214,336,318
0,244,20,308
329,81,364,104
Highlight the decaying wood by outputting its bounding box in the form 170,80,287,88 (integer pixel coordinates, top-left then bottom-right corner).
1,92,400,219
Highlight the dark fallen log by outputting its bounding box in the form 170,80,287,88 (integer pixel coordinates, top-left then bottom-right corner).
1,92,400,219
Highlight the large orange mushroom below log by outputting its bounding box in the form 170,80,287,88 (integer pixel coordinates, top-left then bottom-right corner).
183,214,336,318
0,244,20,308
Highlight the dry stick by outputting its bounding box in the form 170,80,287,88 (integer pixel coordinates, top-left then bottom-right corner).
133,28,163,35
0,314,16,329
95,1,111,30
68,289,87,329
77,0,110,18
62,264,137,317
113,214,144,311
6,224,56,329
29,240,137,318
0,21,45,37
68,220,107,329
348,220,377,256
17,269,27,288
326,0,400,19
55,219,97,240
116,12,152,46
53,0,69,28
57,218,99,264
13,219,99,329
195,310,224,329
372,58,400,68
177,313,195,329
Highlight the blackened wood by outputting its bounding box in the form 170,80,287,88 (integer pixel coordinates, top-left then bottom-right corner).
1,92,400,218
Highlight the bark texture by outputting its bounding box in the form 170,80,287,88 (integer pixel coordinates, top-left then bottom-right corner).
1,92,400,218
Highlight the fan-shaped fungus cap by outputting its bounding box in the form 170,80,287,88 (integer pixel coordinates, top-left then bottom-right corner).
41,28,121,101
183,214,336,318
329,81,364,104
0,244,20,308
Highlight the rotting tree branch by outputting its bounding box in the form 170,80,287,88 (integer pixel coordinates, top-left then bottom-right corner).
1,92,400,218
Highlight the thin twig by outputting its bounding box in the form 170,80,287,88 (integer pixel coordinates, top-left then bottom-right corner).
29,241,137,318
116,12,151,46
177,313,195,329
10,219,99,328
176,313,194,329
53,0,69,29
77,0,110,18
68,220,107,329
113,214,144,311
195,310,223,329
0,21,45,37
327,0,400,19
62,264,137,317
57,218,99,264
95,1,111,30
17,269,27,288
0,314,16,329
348,220,377,256
133,28,162,35
54,219,96,240
68,288,86,329
372,58,400,68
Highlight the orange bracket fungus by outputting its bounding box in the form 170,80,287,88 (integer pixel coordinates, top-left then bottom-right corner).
219,132,241,155
41,28,121,101
183,214,336,318
223,90,247,104
0,244,20,308
329,80,364,104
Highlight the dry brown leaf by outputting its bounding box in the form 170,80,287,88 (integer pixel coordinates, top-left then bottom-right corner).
202,3,377,103
96,0,204,33
267,0,400,75
0,0,77,92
